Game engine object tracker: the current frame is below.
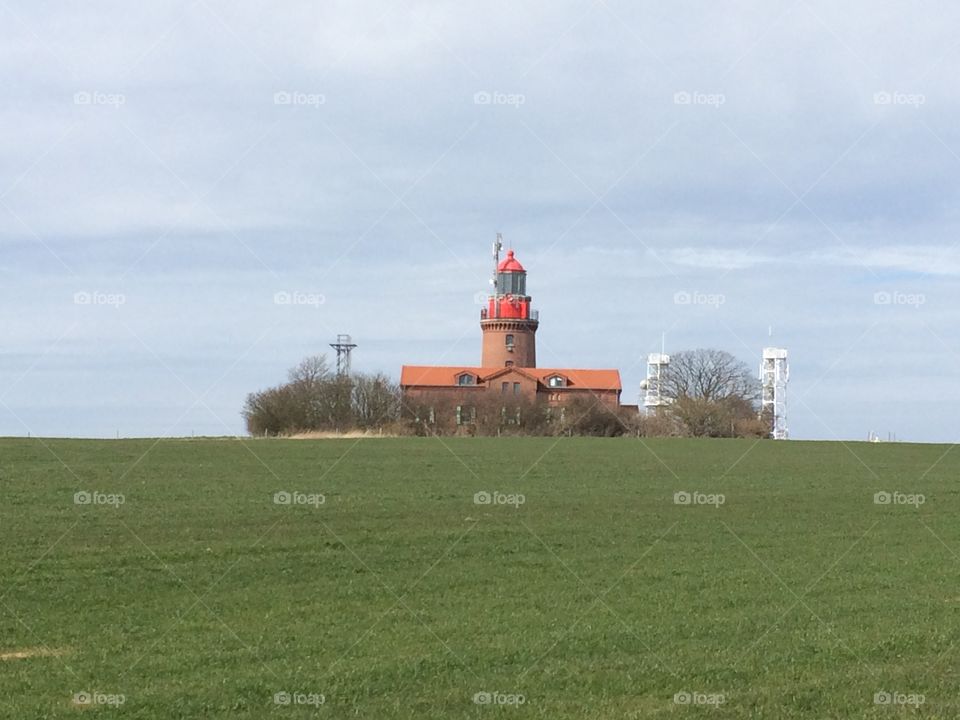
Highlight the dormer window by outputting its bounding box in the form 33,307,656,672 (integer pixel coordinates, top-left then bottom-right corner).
457,373,475,386
547,375,566,388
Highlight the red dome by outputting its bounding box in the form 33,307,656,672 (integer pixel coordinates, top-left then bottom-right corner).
497,249,525,272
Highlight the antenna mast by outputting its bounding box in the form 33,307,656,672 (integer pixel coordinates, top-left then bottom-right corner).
492,233,503,294
330,334,358,376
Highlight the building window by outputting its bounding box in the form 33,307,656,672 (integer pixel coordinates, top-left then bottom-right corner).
513,382,521,395
500,406,520,425
456,406,475,425
548,375,565,388
458,373,475,386
502,382,509,394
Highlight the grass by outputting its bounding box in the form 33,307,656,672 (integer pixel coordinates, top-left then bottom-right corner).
1,436,959,718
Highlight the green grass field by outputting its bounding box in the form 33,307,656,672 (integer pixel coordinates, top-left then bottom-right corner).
1,436,958,718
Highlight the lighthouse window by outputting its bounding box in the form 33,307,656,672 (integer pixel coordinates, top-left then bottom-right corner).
497,272,526,296
505,334,514,348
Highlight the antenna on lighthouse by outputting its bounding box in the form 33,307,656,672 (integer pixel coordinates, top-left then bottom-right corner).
330,334,358,376
492,233,503,293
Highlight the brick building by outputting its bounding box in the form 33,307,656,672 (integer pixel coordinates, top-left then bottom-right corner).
400,244,622,425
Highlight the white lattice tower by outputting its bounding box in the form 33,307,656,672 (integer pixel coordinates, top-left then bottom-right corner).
760,347,789,439
642,353,671,411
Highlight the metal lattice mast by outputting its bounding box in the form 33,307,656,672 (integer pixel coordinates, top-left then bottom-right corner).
330,334,357,376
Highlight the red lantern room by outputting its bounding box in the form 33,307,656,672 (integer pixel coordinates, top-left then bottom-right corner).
481,244,539,368
486,251,534,320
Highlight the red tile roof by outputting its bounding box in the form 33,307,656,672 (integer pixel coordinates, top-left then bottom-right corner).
400,366,622,391
399,367,484,387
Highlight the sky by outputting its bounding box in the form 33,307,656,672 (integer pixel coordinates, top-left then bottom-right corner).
1,0,958,441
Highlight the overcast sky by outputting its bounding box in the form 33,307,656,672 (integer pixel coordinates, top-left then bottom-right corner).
1,1,958,441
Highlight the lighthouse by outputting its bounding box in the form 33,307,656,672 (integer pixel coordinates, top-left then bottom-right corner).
399,237,622,418
480,242,539,368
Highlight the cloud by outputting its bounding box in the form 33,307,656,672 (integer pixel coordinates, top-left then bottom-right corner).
3,1,960,440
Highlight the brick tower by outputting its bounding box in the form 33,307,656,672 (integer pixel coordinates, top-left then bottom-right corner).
481,244,539,368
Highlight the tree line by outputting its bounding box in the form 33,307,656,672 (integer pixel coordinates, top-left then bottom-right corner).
242,349,770,438
242,356,400,436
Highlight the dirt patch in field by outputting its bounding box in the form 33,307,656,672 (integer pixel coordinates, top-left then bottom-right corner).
0,646,71,661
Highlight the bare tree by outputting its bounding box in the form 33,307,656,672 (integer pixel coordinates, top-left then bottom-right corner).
352,373,401,429
662,349,758,403
287,355,331,385
661,349,761,438
244,355,404,435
